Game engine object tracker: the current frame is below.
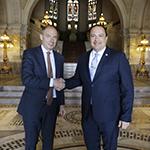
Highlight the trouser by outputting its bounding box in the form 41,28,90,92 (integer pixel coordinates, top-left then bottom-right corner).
23,100,59,150
82,106,119,150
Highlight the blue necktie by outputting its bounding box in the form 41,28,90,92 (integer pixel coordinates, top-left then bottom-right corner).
90,53,99,81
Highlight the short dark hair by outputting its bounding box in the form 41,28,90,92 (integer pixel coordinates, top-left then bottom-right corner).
88,25,108,36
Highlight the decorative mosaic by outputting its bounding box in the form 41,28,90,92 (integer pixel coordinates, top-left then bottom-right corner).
0,105,150,149
54,146,138,150
0,110,9,119
55,129,83,138
64,110,81,125
0,141,138,150
1,104,150,108
8,110,150,143
0,104,17,108
9,115,23,126
0,138,25,150
119,130,150,142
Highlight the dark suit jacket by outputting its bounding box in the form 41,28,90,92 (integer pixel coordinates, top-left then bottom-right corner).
66,47,134,123
17,46,64,118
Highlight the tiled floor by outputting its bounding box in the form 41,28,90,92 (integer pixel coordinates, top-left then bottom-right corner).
0,74,150,149
0,105,150,150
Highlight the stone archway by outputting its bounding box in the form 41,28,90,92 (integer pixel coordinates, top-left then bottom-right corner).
143,0,150,32
20,0,150,62
22,0,40,25
110,0,129,56
0,1,7,25
110,0,126,29
129,0,150,65
20,0,40,52
110,0,149,62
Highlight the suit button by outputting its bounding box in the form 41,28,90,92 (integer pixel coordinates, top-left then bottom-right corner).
91,84,93,87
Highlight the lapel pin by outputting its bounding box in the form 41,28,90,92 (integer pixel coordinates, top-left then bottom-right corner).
105,53,108,56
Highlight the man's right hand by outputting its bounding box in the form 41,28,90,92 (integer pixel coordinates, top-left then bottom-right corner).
54,78,65,91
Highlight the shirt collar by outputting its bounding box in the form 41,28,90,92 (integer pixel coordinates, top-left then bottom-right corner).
41,45,53,53
92,46,106,56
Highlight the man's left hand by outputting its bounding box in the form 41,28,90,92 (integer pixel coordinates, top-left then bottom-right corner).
59,105,66,117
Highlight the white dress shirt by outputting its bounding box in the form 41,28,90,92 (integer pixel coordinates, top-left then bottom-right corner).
89,47,106,78
89,47,106,104
41,45,56,98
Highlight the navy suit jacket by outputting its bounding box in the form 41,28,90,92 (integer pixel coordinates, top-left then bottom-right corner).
66,47,134,123
17,46,64,118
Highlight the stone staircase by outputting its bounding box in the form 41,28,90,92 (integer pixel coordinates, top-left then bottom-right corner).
0,63,150,105
0,86,24,104
134,86,150,105
0,63,81,105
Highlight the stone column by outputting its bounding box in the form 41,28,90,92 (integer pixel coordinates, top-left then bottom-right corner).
79,0,88,32
122,28,130,59
97,0,102,20
20,24,28,57
58,0,67,31
128,29,141,65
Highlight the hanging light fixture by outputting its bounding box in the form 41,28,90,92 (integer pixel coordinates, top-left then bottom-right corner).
41,10,52,26
135,34,150,79
97,0,107,27
0,29,14,74
97,13,107,26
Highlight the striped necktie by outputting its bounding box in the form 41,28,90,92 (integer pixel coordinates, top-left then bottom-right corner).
46,51,53,105
90,53,99,81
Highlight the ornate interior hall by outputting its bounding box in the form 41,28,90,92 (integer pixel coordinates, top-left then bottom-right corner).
0,0,150,150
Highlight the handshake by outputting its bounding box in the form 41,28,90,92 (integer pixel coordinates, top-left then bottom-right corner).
53,78,65,91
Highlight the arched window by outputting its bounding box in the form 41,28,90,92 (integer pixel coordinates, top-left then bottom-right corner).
67,0,79,30
88,0,97,28
49,0,58,26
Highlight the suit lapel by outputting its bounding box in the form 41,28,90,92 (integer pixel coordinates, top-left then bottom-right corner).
36,46,47,75
53,50,59,77
86,50,93,82
93,47,111,82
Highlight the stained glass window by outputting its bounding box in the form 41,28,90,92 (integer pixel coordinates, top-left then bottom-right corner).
88,0,97,21
67,0,79,22
49,0,58,25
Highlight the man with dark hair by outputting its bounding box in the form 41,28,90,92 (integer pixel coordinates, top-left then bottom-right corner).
17,25,65,150
64,25,134,150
